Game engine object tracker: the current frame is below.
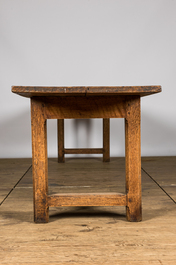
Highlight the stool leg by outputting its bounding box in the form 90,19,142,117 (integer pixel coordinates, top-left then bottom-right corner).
125,96,142,222
31,98,49,223
103,118,110,162
57,119,65,163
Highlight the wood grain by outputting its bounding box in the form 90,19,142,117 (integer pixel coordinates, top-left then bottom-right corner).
58,118,110,162
64,148,103,154
125,96,142,221
103,118,110,162
12,85,162,223
43,96,126,119
31,98,49,223
12,85,162,97
48,193,126,207
0,157,175,264
57,119,64,163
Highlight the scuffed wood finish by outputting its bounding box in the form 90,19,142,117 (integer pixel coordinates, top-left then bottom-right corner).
103,118,110,162
43,96,126,119
12,85,161,97
1,157,176,264
64,148,103,154
48,193,126,207
57,119,64,163
31,98,49,223
12,85,161,223
87,86,161,97
57,118,110,162
125,96,142,221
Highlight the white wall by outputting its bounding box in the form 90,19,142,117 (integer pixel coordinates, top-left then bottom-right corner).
0,0,176,158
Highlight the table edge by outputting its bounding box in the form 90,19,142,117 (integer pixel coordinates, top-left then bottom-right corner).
11,85,162,98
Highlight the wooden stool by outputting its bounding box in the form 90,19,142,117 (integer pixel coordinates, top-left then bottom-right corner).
57,118,110,163
12,85,161,223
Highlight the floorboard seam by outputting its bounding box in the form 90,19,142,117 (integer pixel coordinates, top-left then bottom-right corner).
0,165,32,206
142,167,176,204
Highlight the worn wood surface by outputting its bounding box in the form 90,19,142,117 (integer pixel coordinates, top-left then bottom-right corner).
125,96,142,221
12,86,161,224
103,118,110,162
43,96,126,119
141,157,176,202
48,193,126,207
0,159,31,203
12,85,161,97
0,157,176,264
57,119,64,163
58,118,110,162
31,98,49,223
30,95,142,222
64,148,103,154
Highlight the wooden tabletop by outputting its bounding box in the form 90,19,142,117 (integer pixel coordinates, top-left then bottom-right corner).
12,86,161,97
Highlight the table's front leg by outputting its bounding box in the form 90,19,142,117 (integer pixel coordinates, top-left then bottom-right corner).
125,96,142,222
31,98,49,223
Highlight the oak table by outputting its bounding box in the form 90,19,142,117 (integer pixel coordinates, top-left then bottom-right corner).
12,86,161,223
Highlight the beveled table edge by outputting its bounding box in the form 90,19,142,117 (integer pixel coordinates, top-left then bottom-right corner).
12,85,162,98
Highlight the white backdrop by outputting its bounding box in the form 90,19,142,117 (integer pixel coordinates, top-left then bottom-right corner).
0,0,176,158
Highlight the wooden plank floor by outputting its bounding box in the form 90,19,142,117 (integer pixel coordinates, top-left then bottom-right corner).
0,157,176,264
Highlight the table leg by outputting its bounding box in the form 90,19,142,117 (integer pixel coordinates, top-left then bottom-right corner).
31,99,49,223
103,118,110,162
125,96,142,221
57,119,65,163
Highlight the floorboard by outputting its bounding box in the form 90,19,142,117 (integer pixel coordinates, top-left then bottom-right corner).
0,157,176,264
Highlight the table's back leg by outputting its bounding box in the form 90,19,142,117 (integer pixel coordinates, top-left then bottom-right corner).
31,98,49,223
125,96,142,221
103,118,110,162
57,119,65,163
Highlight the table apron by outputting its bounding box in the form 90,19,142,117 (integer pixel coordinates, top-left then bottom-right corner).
32,96,127,119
